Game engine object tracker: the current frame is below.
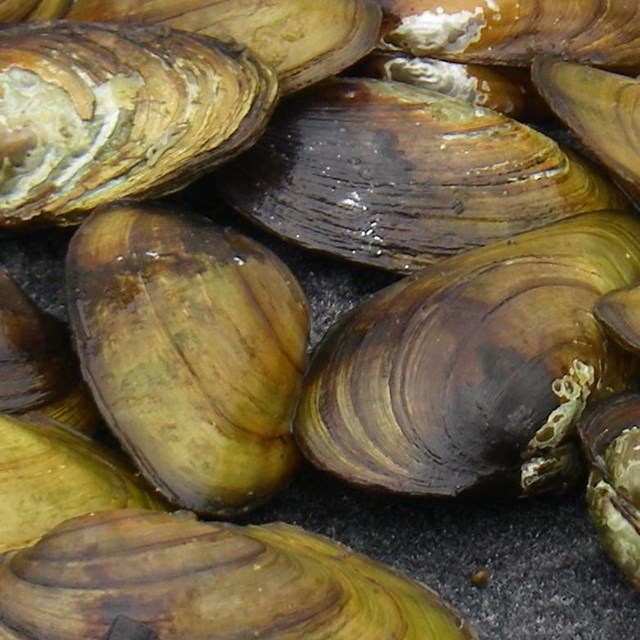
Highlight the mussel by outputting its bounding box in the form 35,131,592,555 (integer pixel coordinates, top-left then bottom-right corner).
0,269,98,434
0,0,68,21
0,508,477,639
0,414,163,552
295,212,640,497
577,392,640,589
532,57,640,193
216,77,627,273
66,202,309,517
375,0,640,72
0,21,277,230
61,0,383,94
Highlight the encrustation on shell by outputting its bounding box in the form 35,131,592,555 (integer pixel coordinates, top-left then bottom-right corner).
294,212,640,497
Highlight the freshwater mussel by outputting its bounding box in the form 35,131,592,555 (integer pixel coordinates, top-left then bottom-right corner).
295,212,640,497
578,392,640,590
375,0,640,72
0,20,277,230
66,202,310,517
0,269,98,434
0,414,163,553
61,0,383,94
216,77,627,273
0,508,477,639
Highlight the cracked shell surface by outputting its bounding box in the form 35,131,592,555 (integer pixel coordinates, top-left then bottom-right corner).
64,0,382,94
376,0,640,71
0,509,477,639
0,21,277,230
216,77,627,273
295,212,640,497
66,203,310,517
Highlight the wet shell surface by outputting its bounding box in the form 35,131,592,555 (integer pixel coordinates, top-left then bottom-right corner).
295,212,640,497
216,77,627,273
577,392,640,590
376,0,640,71
352,53,548,120
532,57,640,192
0,21,277,230
0,509,477,639
66,202,310,517
64,0,382,94
0,0,69,21
0,414,163,553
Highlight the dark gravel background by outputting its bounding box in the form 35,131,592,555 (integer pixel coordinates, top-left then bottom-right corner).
3,190,640,640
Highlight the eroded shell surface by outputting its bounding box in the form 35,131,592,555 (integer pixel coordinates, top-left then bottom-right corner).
66,203,310,517
216,78,627,273
376,0,640,71
0,414,163,553
577,392,640,589
0,21,277,229
0,509,477,639
64,0,382,94
295,212,640,497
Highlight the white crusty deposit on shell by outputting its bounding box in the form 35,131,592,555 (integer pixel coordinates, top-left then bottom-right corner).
382,4,495,56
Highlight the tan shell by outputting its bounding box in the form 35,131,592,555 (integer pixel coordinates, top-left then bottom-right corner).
376,0,640,72
64,0,383,94
66,202,310,517
0,509,477,639
0,21,277,230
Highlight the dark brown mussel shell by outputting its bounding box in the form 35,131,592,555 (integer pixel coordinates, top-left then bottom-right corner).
66,202,310,517
532,57,640,194
0,270,99,435
350,53,549,120
595,283,640,355
295,212,640,497
216,77,627,274
0,414,164,553
0,509,477,639
0,21,277,230
375,1,640,72
64,0,382,94
577,392,640,589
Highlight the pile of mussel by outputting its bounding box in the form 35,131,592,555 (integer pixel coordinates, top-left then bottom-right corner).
3,0,640,637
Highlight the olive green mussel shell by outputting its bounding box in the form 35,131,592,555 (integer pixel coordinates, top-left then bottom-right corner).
216,78,627,274
0,414,163,553
376,0,640,72
0,21,277,230
0,509,477,639
0,270,99,435
295,212,640,497
595,283,640,355
0,0,69,21
63,0,382,94
66,203,309,517
577,392,640,590
532,57,640,194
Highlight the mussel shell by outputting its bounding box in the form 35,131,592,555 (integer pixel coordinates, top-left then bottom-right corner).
0,270,75,413
0,414,163,553
595,283,640,355
0,0,69,21
350,53,549,120
0,509,477,639
216,77,627,274
66,202,309,517
295,212,640,497
577,392,640,589
532,57,640,193
0,21,277,229
376,0,640,72
64,0,383,94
